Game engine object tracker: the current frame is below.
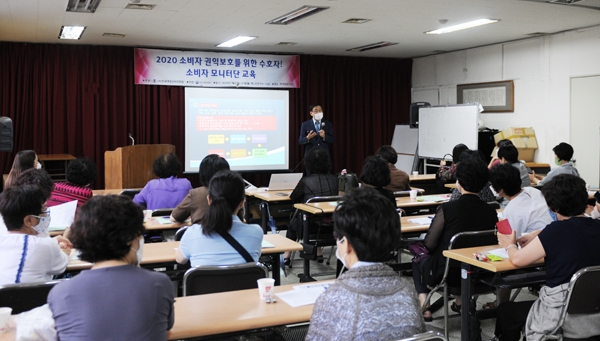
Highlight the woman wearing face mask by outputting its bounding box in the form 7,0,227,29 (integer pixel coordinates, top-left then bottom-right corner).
530,142,579,186
0,185,71,285
306,187,425,341
4,150,40,190
492,174,600,341
48,195,174,341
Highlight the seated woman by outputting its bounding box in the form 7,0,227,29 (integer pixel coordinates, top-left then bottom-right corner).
360,155,397,207
493,174,600,341
531,142,579,186
170,154,231,224
48,195,174,340
176,171,263,267
0,185,71,285
306,187,425,340
376,145,410,191
412,156,498,321
133,152,192,210
284,148,338,262
48,157,97,210
4,150,39,190
492,144,530,188
449,150,497,203
437,143,468,183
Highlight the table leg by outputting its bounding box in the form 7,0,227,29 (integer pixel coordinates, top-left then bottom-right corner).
272,254,281,286
298,213,316,282
259,202,268,234
461,262,473,341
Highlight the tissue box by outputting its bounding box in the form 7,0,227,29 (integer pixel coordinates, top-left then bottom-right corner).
493,127,538,162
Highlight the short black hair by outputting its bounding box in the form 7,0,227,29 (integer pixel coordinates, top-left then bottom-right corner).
376,145,398,164
309,104,322,112
497,139,514,148
14,169,54,200
152,153,182,178
305,148,331,174
199,154,230,186
360,155,391,188
69,195,145,263
553,142,574,162
452,144,469,163
541,174,587,217
594,191,600,203
490,163,522,197
456,154,490,193
201,171,245,236
0,185,46,231
66,158,97,186
498,144,519,163
333,187,400,262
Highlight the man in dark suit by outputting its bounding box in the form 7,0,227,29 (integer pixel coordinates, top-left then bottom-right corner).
298,104,334,156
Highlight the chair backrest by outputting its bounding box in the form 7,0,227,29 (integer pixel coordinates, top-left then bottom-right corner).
175,225,188,241
549,265,600,335
441,230,497,282
182,262,269,296
119,189,141,199
306,195,343,204
486,201,501,209
152,208,175,217
393,331,449,341
0,280,62,314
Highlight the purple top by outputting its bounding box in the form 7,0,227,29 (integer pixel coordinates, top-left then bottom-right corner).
133,176,192,210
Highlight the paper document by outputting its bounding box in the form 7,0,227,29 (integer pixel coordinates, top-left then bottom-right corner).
293,281,333,291
48,200,78,231
417,195,450,202
261,240,275,248
486,247,510,259
154,217,172,224
275,287,327,307
407,217,432,225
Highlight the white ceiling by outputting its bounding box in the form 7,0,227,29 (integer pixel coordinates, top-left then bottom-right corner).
2,0,600,58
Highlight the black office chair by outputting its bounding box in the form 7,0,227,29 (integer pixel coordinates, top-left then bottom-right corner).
174,225,188,241
422,230,497,336
542,265,600,341
151,208,175,217
0,280,63,314
182,262,269,296
119,189,141,199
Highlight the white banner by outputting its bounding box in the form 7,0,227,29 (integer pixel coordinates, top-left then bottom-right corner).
134,48,300,88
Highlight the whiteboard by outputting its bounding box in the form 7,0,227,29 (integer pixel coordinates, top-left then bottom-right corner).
391,125,418,173
418,105,479,159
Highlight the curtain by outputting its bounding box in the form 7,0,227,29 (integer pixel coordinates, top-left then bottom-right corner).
0,42,412,189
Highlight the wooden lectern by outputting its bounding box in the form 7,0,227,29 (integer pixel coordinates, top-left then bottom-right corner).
104,144,175,189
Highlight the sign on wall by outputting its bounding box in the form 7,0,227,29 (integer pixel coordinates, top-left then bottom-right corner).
134,48,300,88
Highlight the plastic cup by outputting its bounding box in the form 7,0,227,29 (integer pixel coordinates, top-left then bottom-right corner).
257,278,275,301
410,190,418,201
412,171,419,177
0,307,12,334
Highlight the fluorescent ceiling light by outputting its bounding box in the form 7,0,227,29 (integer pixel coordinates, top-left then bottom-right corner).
347,41,397,52
425,19,499,35
266,6,329,25
66,0,102,13
216,36,256,48
59,26,86,40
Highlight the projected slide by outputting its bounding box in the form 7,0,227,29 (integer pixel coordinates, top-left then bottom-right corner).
184,88,290,172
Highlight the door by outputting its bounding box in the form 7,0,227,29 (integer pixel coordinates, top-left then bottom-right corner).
571,76,600,187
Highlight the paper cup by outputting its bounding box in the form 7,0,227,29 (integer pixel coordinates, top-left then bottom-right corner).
143,210,153,222
257,278,275,301
410,190,418,201
0,307,12,334
412,171,419,177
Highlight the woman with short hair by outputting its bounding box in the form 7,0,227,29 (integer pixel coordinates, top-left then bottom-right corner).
306,187,425,340
176,170,263,267
133,152,192,209
0,185,71,285
48,195,175,341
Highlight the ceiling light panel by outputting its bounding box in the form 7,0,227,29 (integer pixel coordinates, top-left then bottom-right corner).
217,36,257,47
425,19,499,34
266,6,329,25
347,42,398,52
59,26,86,39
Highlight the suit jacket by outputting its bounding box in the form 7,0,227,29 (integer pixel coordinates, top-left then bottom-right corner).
298,119,334,155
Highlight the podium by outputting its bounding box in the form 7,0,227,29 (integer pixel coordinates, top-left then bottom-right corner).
104,144,175,189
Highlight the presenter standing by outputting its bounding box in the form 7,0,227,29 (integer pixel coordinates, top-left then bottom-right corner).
299,104,334,157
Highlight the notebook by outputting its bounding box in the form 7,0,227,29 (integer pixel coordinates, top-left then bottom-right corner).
266,173,303,191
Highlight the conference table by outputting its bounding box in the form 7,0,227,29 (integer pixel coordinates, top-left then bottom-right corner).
65,234,302,285
443,245,544,341
0,280,331,341
49,216,190,237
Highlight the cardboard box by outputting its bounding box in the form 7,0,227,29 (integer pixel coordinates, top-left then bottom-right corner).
493,127,538,162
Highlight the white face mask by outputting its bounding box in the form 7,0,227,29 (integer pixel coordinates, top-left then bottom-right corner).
131,236,144,266
335,237,348,269
36,162,42,170
314,112,323,121
33,216,51,237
